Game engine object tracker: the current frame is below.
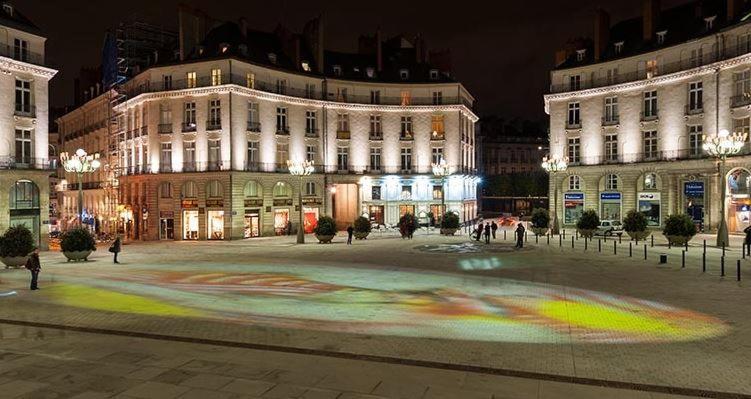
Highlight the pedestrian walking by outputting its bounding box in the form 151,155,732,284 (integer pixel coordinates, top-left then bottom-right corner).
475,222,484,242
109,236,122,264
515,223,526,249
491,221,498,239
744,225,751,254
347,225,354,245
484,224,491,244
25,248,41,290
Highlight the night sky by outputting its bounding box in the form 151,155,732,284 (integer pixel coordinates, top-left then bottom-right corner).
23,0,688,122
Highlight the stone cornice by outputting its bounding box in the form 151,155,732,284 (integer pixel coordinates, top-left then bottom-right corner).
0,57,57,79
543,52,751,114
115,84,480,122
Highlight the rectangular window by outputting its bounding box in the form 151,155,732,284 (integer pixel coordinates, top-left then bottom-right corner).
400,148,412,172
14,129,31,164
208,99,221,128
431,115,445,138
247,102,259,131
276,142,289,165
690,48,704,68
569,75,581,91
163,75,173,90
733,70,751,104
276,107,288,134
305,83,316,99
400,116,413,139
688,81,703,112
567,102,580,127
605,134,618,162
643,90,658,119
305,181,316,196
604,97,618,123
186,72,197,88
183,141,196,171
13,38,28,62
305,111,317,135
246,72,255,89
183,102,196,131
337,113,350,132
431,147,444,164
372,186,381,200
15,79,31,115
643,131,658,160
337,147,349,171
432,91,443,105
567,137,580,164
646,59,658,78
733,117,750,138
276,79,287,95
211,69,222,85
208,139,221,169
247,140,259,166
370,90,381,104
369,115,382,139
160,143,172,172
370,147,382,171
606,68,619,85
400,91,411,106
306,145,317,162
688,125,703,156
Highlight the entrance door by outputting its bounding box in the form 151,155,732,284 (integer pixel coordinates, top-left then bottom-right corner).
244,210,260,238
303,207,319,233
274,209,290,235
183,210,199,240
207,210,224,240
369,205,384,225
160,218,174,240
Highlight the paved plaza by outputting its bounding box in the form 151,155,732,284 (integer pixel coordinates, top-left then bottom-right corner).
0,229,749,398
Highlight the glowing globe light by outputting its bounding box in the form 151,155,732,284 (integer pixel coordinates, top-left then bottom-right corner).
287,159,316,244
541,156,569,173
60,149,101,226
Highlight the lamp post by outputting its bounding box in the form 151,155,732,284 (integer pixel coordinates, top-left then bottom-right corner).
288,159,315,244
541,156,569,236
432,158,451,226
61,149,101,227
703,129,747,247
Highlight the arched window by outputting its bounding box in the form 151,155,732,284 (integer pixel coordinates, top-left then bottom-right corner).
181,181,198,198
568,175,581,191
207,180,223,198
605,174,619,191
273,182,291,197
244,181,261,197
159,182,172,198
305,181,316,196
644,173,658,190
10,180,39,210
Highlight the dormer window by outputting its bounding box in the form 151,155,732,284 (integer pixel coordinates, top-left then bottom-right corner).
614,41,624,55
353,67,360,73
705,16,717,30
366,67,375,78
576,49,586,62
268,53,277,64
197,46,205,56
399,69,409,80
238,44,248,56
429,69,439,80
2,4,12,15
656,30,667,45
333,65,342,76
301,61,311,72
219,43,230,53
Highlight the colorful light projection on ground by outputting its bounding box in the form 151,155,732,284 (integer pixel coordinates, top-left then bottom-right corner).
34,265,728,344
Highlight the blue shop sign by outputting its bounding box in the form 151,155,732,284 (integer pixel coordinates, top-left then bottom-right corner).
600,192,622,201
684,181,704,197
564,193,584,200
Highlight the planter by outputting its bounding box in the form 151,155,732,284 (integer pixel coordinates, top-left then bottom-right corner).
1,255,29,269
531,227,549,236
315,234,335,244
63,250,92,262
627,230,651,241
577,229,596,239
666,235,691,246
440,228,458,236
353,232,369,240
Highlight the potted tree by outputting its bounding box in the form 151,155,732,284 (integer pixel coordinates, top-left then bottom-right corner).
0,225,35,268
623,210,651,241
353,216,372,240
313,216,337,243
60,227,96,261
530,208,550,236
663,214,697,246
440,212,460,236
399,213,418,239
576,209,600,239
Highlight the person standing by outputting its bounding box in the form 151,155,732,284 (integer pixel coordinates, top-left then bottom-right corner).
110,236,122,264
347,225,354,245
515,223,526,249
744,225,751,255
475,222,484,242
484,223,491,244
25,249,41,290
491,221,498,239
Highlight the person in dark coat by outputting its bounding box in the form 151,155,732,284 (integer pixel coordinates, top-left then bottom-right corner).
744,225,751,254
347,225,354,245
110,237,122,264
25,249,41,290
491,221,498,239
484,224,491,244
515,223,526,249
475,222,484,241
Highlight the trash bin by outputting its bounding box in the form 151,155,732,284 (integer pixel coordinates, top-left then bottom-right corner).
659,254,668,264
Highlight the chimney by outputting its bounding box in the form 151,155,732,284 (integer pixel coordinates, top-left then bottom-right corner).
594,8,610,61
728,0,742,22
376,27,383,72
642,0,661,42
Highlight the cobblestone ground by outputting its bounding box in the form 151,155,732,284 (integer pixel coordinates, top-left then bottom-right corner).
0,229,749,398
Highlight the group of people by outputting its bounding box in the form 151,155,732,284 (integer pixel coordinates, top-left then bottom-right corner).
473,220,526,248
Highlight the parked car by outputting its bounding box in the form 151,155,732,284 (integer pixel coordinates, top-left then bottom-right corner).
595,220,624,237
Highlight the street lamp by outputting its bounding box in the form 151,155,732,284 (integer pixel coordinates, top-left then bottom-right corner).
541,156,569,235
60,149,101,226
287,159,315,244
432,158,451,226
703,129,747,247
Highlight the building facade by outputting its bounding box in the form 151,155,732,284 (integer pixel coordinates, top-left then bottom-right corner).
0,3,57,250
545,0,751,234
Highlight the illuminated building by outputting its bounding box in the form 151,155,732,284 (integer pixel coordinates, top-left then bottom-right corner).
0,3,57,250
545,0,751,233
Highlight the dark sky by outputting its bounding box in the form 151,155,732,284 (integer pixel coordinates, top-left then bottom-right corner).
23,0,688,122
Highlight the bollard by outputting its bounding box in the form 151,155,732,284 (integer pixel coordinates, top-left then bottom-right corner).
629,242,632,257
571,236,574,249
525,231,528,243
682,250,685,268
703,240,707,255
604,234,607,242
722,243,726,258
619,234,622,244
547,234,550,245
651,235,654,248
563,229,566,240
598,239,602,253
702,252,706,273
536,234,539,244
644,244,647,260
685,241,689,252
668,240,671,250
721,256,725,277
504,230,507,240
585,238,588,251
559,234,562,247
614,240,617,255
738,260,742,282
575,230,579,240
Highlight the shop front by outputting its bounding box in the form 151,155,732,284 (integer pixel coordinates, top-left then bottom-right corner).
684,181,705,230
728,168,751,233
399,204,415,217
243,198,263,238
368,205,384,225
600,192,622,222
206,198,224,240
637,192,661,227
302,197,322,234
563,192,584,225
159,210,174,240
273,198,292,235
181,199,199,240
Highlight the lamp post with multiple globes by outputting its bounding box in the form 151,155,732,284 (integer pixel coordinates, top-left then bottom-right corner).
287,160,315,244
703,129,747,247
541,156,569,235
431,158,451,225
60,149,101,226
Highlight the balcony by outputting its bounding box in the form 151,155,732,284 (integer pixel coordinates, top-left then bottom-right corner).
367,167,384,175
601,116,619,126
159,164,172,173
731,94,751,108
14,105,35,118
0,156,56,170
336,130,350,140
685,104,704,115
565,121,581,129
158,124,173,134
0,45,45,66
369,131,383,141
207,161,222,171
245,161,261,172
400,132,414,141
276,126,290,135
430,131,446,140
182,122,197,133
183,162,197,172
640,111,659,122
305,128,319,137
275,163,289,173
206,120,222,131
140,126,148,136
247,121,261,132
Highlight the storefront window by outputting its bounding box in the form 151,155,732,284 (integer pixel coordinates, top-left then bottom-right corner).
183,210,199,240
303,207,319,233
600,192,622,222
244,210,260,238
685,181,705,228
728,169,751,233
208,210,224,240
369,205,384,225
274,209,290,235
564,193,584,225
638,193,661,226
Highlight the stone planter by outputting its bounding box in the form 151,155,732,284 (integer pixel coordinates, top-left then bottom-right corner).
353,232,369,240
666,235,691,246
531,227,549,236
440,228,457,236
315,234,335,244
627,230,651,241
1,255,29,269
63,250,93,262
577,229,596,239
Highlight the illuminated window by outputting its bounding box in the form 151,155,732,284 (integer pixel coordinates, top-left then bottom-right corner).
399,69,409,80
333,65,342,76
301,61,311,71
186,72,197,88
576,49,586,61
431,115,445,138
644,173,658,190
568,175,580,191
211,68,222,85
656,31,667,45
646,60,658,79
400,116,413,139
246,72,255,89
400,91,411,106
614,41,624,55
688,125,703,156
605,174,619,191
